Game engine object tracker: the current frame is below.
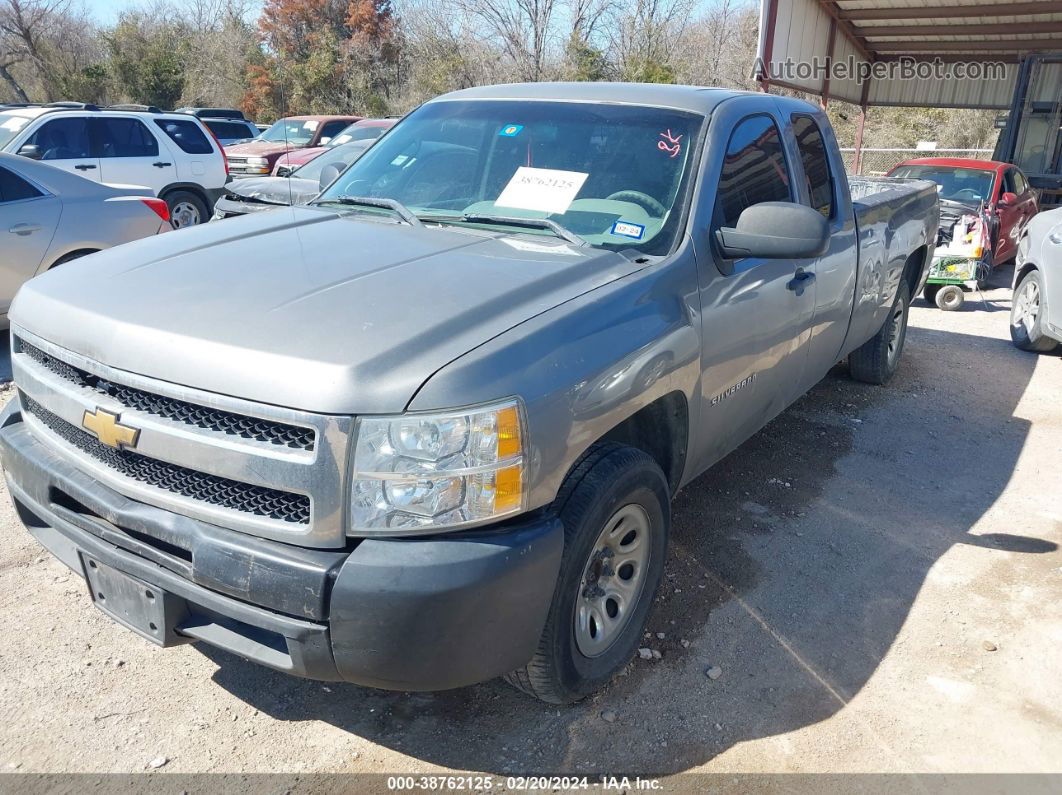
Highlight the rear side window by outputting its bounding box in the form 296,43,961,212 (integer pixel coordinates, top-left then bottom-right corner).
153,118,214,155
205,120,253,139
23,117,92,160
0,166,44,202
791,115,835,219
1013,170,1030,194
97,117,159,158
714,115,792,230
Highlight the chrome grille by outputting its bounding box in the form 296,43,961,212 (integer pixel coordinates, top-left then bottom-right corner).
11,326,353,547
22,395,311,524
18,339,315,450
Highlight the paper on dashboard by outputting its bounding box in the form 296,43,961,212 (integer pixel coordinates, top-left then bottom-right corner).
495,167,589,214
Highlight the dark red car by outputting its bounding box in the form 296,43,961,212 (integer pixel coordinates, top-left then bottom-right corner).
887,157,1038,266
271,118,397,176
224,115,361,178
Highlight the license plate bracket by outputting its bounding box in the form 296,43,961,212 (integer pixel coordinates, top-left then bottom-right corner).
81,555,189,647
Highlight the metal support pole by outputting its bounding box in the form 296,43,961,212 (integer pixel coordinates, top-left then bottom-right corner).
853,104,868,175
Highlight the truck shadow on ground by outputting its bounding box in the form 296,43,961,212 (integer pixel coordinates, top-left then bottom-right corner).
203,323,1055,775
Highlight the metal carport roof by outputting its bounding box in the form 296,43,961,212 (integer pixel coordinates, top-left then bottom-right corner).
757,0,1062,110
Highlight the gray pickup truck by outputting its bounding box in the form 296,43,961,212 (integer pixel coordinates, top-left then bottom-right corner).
0,83,937,704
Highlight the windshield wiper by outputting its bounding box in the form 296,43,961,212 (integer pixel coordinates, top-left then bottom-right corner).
458,213,589,247
317,195,423,226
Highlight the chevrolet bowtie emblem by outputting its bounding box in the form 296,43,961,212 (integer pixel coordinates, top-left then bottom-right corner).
82,408,140,450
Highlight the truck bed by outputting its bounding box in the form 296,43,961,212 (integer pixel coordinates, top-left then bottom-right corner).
843,176,940,351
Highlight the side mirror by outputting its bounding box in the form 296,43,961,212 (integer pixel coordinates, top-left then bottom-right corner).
17,144,42,160
715,202,830,260
999,191,1019,206
318,162,344,191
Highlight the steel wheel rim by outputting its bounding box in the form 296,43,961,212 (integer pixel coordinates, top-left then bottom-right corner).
171,201,201,228
574,503,651,658
1014,279,1040,333
887,301,906,364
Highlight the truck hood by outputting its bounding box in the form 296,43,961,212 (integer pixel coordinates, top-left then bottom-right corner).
225,140,294,158
12,207,643,414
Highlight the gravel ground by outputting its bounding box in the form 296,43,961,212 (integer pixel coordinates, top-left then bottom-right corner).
0,268,1060,782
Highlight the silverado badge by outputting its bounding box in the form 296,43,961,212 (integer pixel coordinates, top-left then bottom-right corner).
82,408,140,450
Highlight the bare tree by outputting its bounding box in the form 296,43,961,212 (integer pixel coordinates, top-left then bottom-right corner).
610,0,694,81
451,0,559,81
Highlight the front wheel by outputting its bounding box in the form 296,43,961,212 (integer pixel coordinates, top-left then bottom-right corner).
936,284,965,311
923,284,941,305
849,281,910,385
1010,269,1059,353
505,443,669,703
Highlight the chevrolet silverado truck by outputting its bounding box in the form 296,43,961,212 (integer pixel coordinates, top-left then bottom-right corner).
0,83,937,704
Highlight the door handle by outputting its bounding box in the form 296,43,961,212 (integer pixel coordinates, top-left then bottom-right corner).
152,162,172,168
9,223,41,236
74,164,96,171
787,268,816,295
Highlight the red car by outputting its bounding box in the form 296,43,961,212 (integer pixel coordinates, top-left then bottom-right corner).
224,115,361,178
887,157,1038,267
271,118,397,176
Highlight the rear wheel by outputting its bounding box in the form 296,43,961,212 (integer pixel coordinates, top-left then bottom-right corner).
505,443,669,703
849,281,910,385
1010,269,1059,353
164,190,208,229
935,284,965,311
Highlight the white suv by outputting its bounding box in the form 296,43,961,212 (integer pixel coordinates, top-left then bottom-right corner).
0,103,229,228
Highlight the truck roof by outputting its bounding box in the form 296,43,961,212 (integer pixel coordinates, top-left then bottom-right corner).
434,82,762,115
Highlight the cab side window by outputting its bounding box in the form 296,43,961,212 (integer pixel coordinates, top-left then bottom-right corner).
318,120,349,144
1011,169,1030,195
23,117,92,160
1002,169,1018,195
714,115,792,231
791,114,835,219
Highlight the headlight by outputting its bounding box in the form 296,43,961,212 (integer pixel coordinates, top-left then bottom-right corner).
247,156,268,165
350,399,526,534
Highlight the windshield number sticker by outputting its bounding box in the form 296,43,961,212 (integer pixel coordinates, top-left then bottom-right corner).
499,124,524,137
611,221,645,240
496,167,589,214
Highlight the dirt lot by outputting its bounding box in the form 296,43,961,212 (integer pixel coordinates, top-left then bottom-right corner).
1,269,1060,782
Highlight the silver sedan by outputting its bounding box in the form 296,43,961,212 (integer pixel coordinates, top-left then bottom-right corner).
1012,207,1062,353
0,152,171,329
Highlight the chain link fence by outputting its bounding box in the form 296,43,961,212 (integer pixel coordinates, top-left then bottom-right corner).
840,148,995,176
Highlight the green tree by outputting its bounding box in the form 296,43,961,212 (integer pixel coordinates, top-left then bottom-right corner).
105,14,190,109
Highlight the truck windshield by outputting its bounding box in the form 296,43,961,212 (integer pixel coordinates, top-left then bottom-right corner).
315,99,704,254
259,119,321,145
889,165,994,205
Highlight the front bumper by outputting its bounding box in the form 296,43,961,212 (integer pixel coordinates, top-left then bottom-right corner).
211,196,281,220
0,401,563,691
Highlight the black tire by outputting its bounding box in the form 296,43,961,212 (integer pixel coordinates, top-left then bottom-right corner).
49,250,96,268
923,284,941,306
505,443,670,704
1010,269,1060,353
164,190,208,229
936,284,965,311
849,280,911,385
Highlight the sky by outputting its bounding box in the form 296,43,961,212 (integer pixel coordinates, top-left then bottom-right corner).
80,0,263,25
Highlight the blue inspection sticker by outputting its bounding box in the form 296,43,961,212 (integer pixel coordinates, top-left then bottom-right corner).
499,124,524,137
611,220,645,240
